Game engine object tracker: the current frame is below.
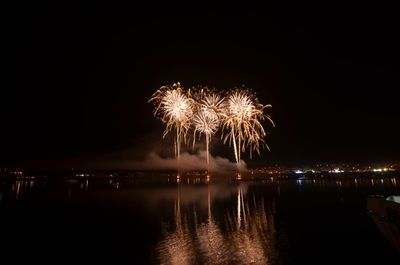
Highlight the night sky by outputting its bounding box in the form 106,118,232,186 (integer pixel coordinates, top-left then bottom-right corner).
1,2,400,168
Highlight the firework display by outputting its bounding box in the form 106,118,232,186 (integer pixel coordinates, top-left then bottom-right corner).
222,89,274,163
149,82,193,162
149,82,274,169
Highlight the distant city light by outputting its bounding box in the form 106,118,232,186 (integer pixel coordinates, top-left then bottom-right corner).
329,168,344,173
75,173,89,177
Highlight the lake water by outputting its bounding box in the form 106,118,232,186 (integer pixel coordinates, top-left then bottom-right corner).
0,175,399,264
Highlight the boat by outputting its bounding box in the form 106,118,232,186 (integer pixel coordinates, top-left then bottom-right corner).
367,195,400,253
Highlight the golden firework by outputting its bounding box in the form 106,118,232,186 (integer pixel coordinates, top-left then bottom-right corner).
221,88,274,163
149,82,194,161
190,88,225,167
149,83,274,170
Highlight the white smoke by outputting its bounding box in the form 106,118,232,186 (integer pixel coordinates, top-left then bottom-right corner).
87,150,247,173
131,150,247,172
24,147,248,173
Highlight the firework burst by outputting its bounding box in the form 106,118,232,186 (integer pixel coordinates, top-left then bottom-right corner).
149,82,193,163
221,89,274,164
191,88,224,169
149,83,274,172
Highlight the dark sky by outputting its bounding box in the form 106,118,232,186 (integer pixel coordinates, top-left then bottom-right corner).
1,2,400,168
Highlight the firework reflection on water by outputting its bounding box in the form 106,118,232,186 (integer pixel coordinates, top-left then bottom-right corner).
156,184,280,265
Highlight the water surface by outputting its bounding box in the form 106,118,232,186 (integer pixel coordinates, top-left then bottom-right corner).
0,175,399,264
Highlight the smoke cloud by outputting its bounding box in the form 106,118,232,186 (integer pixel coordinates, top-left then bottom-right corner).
23,144,247,173
130,151,247,173
78,150,247,173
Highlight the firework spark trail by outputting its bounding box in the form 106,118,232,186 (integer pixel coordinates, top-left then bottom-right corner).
221,89,274,165
149,83,274,172
191,88,224,170
149,82,193,170
193,111,218,166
